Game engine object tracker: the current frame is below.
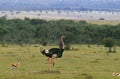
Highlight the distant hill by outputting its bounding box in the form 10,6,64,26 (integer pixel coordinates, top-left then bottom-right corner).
0,0,120,10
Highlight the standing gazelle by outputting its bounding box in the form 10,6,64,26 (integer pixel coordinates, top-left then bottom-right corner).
11,58,21,69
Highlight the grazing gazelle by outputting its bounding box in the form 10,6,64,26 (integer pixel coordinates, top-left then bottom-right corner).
40,35,65,71
112,71,120,77
11,58,21,69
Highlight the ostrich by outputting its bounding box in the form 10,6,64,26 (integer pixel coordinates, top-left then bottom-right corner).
40,35,65,71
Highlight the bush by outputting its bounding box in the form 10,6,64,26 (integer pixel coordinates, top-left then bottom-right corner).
103,37,116,53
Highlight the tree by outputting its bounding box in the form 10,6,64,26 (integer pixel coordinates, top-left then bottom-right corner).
103,37,116,53
30,19,47,25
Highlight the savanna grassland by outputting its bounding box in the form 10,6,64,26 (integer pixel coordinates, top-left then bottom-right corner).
0,44,120,79
87,20,120,25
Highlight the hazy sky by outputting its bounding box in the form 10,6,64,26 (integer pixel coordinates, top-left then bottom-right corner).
0,0,120,10
0,0,119,2
0,0,120,6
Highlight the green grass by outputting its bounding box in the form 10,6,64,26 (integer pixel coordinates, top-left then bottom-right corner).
0,44,120,79
87,20,120,25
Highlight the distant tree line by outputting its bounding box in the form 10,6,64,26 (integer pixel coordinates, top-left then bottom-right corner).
0,16,120,46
